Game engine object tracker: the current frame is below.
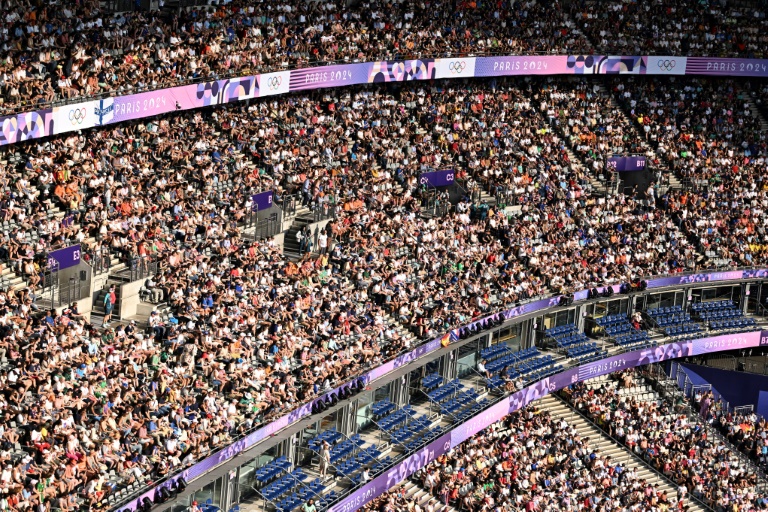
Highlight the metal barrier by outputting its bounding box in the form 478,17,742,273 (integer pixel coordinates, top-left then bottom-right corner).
249,212,283,241
116,256,159,283
280,193,300,218
313,203,337,223
38,272,85,308
85,249,111,276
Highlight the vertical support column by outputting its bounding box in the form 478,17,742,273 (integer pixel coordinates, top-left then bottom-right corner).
742,283,750,315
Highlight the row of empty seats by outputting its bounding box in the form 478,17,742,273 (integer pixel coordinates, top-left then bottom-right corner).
649,312,691,327
274,481,334,512
479,344,511,361
545,324,578,338
566,342,607,363
665,324,702,337
595,314,629,327
370,400,396,418
254,456,291,484
613,331,654,350
307,429,342,452
421,373,444,390
377,405,415,431
261,468,308,502
698,308,744,321
710,317,757,331
691,300,735,312
646,305,684,316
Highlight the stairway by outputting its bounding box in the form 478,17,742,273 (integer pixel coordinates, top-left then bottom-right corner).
539,394,708,512
283,205,319,260
399,480,461,512
91,279,125,325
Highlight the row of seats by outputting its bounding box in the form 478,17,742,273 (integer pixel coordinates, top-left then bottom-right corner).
275,484,334,512
254,456,291,484
390,416,432,446
710,318,757,331
378,406,416,431
439,390,489,422
545,324,578,338
307,429,342,452
698,309,743,320
605,322,633,336
567,342,604,360
479,344,511,361
646,305,684,316
329,435,365,464
652,313,691,327
421,373,444,390
335,445,381,477
595,314,628,327
261,468,307,502
370,400,396,418
665,324,702,337
691,300,735,311
512,346,541,362
613,331,654,349
426,380,464,403
505,361,562,383
484,348,543,375
554,332,590,349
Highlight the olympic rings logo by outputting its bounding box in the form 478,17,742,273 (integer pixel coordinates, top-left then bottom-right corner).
657,59,676,71
69,108,87,125
448,61,467,74
267,76,283,90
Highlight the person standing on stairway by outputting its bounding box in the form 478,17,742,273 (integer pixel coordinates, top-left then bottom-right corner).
102,285,116,327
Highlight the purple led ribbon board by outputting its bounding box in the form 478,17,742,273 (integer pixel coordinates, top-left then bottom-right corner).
6,57,768,147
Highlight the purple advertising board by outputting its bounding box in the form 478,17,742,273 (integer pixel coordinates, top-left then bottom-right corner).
607,156,646,172
251,191,274,212
47,244,81,271
5,56,768,148
118,268,768,511
418,170,455,188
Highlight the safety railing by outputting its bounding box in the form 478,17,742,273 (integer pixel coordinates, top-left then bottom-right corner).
115,256,159,283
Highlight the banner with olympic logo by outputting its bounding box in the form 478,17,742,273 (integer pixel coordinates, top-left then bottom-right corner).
258,71,291,97
435,57,477,79
646,56,688,75
51,100,100,136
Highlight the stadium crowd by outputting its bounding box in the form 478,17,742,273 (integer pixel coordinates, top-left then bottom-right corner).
0,70,763,508
0,0,593,114
3,0,768,114
695,389,768,475
572,0,768,57
564,370,766,511
0,0,764,506
366,406,682,512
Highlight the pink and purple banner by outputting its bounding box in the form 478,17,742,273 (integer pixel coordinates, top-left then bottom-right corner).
4,56,768,147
